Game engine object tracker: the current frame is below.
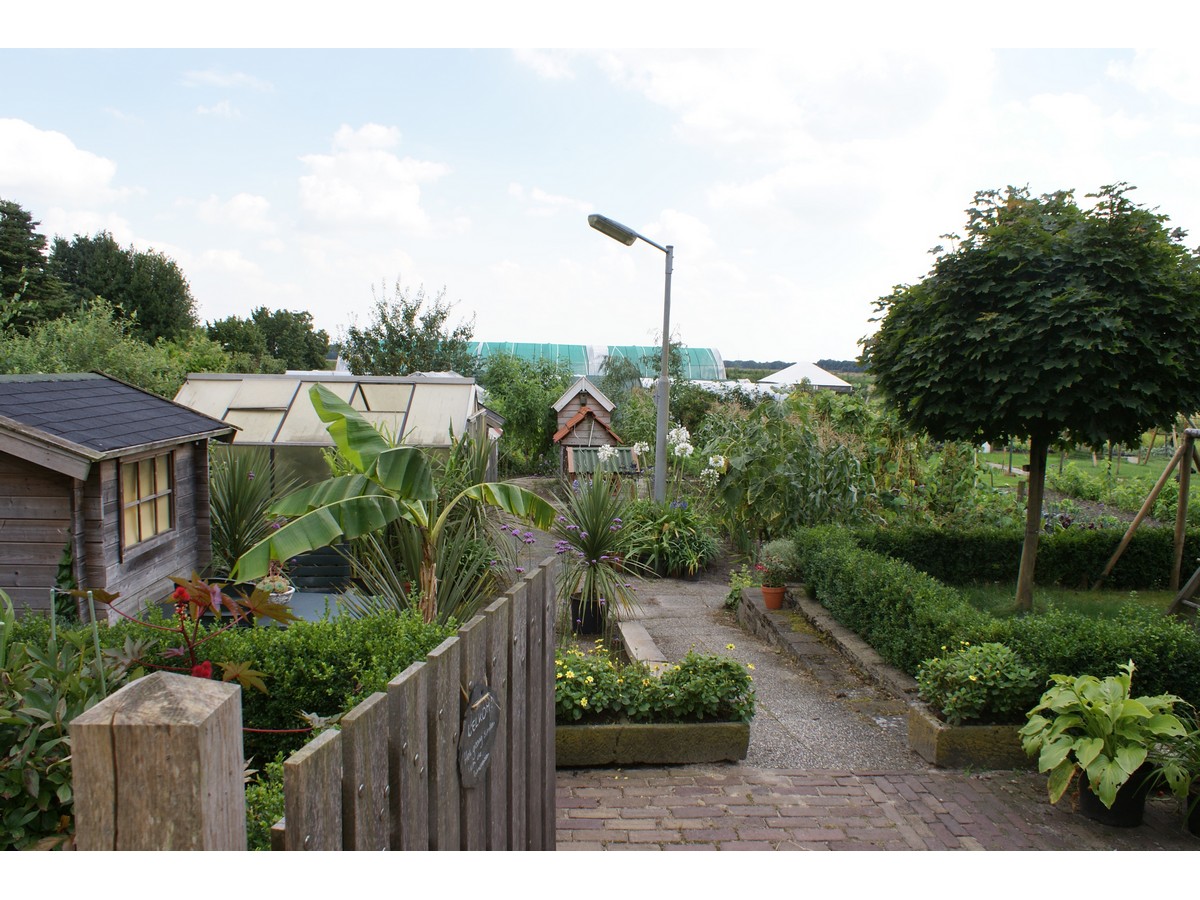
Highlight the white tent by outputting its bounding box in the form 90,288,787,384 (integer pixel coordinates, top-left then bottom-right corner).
758,362,852,393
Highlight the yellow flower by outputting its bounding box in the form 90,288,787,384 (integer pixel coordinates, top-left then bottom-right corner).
566,670,575,679
968,675,978,682
747,663,755,670
642,678,650,687
580,697,588,708
726,643,736,650
556,672,563,679
585,675,594,684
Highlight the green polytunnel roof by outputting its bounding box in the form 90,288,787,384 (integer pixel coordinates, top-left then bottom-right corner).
471,343,725,380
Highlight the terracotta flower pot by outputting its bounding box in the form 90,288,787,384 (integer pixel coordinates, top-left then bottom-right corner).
761,586,785,610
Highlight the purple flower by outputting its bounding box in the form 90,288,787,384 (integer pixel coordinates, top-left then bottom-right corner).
247,471,255,480
515,566,526,574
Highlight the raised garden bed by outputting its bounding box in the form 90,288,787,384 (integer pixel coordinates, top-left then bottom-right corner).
556,721,750,766
907,702,1032,770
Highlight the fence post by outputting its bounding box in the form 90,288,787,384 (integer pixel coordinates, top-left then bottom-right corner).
71,671,246,850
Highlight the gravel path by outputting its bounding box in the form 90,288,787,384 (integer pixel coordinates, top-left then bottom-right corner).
627,575,920,771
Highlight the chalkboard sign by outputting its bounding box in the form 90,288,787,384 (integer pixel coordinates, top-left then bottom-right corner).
459,681,499,788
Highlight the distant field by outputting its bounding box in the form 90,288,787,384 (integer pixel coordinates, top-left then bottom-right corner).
980,448,1174,484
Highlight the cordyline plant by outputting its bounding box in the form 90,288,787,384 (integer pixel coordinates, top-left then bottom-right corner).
73,572,296,693
233,384,557,623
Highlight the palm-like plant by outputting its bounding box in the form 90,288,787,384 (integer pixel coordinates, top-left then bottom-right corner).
233,384,556,622
208,444,300,579
554,471,646,634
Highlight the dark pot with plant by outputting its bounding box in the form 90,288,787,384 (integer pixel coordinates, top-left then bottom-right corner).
554,471,647,638
1150,709,1200,836
1019,661,1186,828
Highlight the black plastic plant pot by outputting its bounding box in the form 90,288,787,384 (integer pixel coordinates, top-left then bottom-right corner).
1077,767,1153,828
570,596,605,636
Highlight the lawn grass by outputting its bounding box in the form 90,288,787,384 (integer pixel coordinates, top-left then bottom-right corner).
959,582,1176,619
979,448,1175,484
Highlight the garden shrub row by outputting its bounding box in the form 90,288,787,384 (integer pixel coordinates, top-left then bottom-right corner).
793,526,1200,707
852,524,1200,590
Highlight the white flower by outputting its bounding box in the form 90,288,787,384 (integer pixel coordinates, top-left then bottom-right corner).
667,425,691,448
708,454,726,470
633,441,651,455
673,441,694,458
597,444,617,462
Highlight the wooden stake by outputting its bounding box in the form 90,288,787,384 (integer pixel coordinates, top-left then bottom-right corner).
1092,441,1185,590
1172,433,1195,591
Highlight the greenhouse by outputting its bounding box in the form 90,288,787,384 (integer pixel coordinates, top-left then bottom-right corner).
470,342,726,381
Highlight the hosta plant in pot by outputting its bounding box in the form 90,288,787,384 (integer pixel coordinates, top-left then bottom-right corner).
1018,661,1186,827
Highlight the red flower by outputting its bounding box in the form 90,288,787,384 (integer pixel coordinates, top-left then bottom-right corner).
191,661,213,679
172,586,190,602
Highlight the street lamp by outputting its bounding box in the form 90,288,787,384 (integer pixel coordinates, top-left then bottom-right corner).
588,213,673,503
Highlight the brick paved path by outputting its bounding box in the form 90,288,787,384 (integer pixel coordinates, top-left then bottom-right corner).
554,574,1199,851
557,766,1197,850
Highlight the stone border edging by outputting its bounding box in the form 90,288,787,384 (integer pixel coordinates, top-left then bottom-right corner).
735,585,919,701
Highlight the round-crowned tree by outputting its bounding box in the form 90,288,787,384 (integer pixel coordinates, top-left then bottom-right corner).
862,184,1200,609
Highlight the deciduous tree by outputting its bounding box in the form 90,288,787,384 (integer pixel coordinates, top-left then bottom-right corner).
862,184,1200,609
340,280,477,377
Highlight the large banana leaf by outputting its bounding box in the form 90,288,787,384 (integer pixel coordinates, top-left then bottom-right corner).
459,483,557,531
271,474,386,517
233,495,404,581
370,446,437,500
310,383,392,472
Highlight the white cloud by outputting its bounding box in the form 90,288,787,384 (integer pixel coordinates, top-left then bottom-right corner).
512,49,576,80
201,247,261,276
298,124,453,234
0,118,127,207
509,182,590,217
1108,49,1200,106
197,100,240,118
183,69,273,92
194,192,276,232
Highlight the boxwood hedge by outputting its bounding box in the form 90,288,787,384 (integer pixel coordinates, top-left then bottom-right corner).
793,526,1200,706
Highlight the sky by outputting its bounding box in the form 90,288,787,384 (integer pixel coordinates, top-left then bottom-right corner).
4,5,1200,369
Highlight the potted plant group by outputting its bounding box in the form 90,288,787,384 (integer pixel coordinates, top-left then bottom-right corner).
255,561,295,605
756,538,798,611
1018,661,1187,827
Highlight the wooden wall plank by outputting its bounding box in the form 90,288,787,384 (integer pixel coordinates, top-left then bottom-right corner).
426,636,461,850
506,580,529,850
483,595,511,850
284,728,343,850
387,660,429,850
525,570,545,851
341,691,390,850
457,615,487,850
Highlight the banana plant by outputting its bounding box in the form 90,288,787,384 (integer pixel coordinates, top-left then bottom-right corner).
232,384,557,622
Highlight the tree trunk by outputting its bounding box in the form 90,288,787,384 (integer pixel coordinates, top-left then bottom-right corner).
419,535,438,623
1015,433,1049,612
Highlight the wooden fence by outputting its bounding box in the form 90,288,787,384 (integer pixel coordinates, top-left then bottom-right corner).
71,557,559,851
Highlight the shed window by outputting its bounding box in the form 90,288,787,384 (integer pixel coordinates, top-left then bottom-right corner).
121,453,173,548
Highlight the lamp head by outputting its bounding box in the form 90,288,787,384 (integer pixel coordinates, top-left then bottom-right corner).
588,213,638,246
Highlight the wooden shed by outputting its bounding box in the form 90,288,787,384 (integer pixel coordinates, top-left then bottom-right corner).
0,373,234,617
552,377,638,475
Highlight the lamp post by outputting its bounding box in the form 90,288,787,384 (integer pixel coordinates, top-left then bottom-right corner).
587,213,673,503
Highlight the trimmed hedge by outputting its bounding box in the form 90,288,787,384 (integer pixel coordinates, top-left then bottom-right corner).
794,526,1200,707
852,524,1200,589
792,527,989,674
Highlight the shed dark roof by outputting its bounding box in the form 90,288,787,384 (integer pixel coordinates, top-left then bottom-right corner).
0,373,233,457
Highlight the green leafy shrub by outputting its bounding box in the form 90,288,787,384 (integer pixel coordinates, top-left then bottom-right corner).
759,538,799,587
245,756,285,851
555,645,755,724
0,597,136,850
624,498,720,578
916,641,1040,725
853,523,1200,590
793,526,987,673
193,611,454,762
794,526,1200,707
